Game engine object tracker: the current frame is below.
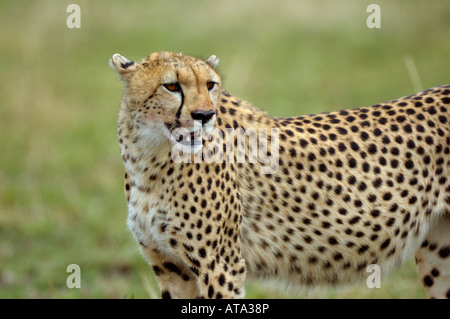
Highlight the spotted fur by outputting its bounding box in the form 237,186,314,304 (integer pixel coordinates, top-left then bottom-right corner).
110,51,450,299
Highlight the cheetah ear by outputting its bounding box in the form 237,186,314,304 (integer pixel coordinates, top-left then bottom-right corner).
109,53,137,81
205,55,219,69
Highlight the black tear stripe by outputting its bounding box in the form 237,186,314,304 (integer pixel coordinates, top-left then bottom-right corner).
144,93,154,105
175,89,185,119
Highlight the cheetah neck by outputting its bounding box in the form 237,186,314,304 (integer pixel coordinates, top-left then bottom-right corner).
118,102,173,183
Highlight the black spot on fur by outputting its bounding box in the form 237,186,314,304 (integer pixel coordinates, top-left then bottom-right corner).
438,246,450,259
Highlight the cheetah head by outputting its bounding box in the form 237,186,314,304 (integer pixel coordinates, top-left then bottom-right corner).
110,51,221,153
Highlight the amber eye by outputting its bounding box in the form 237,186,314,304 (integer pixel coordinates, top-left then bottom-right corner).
164,82,181,92
206,81,216,91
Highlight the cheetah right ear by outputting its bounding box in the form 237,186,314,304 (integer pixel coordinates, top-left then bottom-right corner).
109,53,137,81
205,55,219,69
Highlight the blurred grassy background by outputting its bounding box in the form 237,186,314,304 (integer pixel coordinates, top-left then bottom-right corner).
1,0,449,298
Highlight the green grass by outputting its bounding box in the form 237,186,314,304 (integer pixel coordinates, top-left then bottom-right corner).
1,0,448,298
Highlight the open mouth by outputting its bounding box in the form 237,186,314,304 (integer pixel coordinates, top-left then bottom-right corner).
165,122,203,147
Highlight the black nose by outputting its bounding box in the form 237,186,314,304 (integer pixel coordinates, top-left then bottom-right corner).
191,110,216,125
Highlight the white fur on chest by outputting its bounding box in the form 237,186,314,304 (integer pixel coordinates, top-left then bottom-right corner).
126,191,173,253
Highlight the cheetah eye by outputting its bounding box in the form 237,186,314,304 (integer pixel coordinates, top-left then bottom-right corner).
164,82,181,92
206,81,216,91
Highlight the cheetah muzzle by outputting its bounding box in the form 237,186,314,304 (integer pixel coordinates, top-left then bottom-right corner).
110,51,450,299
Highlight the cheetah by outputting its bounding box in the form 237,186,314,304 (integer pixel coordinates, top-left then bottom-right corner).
110,51,450,299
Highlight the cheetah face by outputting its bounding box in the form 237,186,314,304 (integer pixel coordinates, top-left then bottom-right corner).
110,51,221,153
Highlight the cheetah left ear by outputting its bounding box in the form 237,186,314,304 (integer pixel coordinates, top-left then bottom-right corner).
205,55,219,69
109,53,138,81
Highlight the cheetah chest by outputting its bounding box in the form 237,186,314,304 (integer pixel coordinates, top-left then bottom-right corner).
127,191,175,253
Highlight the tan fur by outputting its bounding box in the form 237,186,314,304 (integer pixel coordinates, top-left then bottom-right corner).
111,51,450,299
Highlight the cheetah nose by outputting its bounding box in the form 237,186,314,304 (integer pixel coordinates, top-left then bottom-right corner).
191,110,216,125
